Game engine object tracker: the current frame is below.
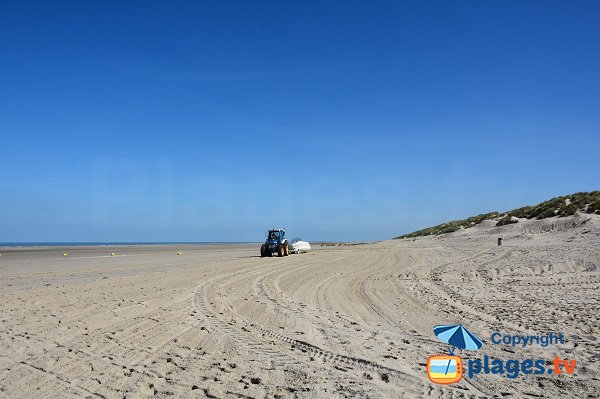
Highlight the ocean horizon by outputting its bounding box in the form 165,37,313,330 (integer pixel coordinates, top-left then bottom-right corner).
0,242,256,247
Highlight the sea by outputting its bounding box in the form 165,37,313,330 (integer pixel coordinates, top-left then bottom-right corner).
0,242,253,247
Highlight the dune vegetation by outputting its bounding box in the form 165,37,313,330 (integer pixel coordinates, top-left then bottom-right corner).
394,191,600,239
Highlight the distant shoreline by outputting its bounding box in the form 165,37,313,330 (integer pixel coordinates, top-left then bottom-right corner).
0,241,357,248
0,242,258,248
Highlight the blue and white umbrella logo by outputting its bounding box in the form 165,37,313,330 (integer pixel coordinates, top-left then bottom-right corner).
433,324,483,355
433,324,482,376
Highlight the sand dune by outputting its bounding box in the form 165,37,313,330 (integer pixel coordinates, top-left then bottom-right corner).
0,216,598,398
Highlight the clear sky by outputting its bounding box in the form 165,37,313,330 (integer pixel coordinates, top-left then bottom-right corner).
1,1,599,242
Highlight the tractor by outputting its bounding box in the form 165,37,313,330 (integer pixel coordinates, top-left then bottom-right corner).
260,228,289,257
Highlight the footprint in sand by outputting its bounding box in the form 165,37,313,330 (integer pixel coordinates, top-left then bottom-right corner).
139,382,156,396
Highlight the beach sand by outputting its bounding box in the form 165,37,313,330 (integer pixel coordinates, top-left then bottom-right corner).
0,216,598,398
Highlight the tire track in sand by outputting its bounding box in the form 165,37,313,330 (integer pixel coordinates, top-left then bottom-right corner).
192,252,429,395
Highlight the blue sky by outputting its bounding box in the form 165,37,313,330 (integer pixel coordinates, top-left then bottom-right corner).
1,1,599,242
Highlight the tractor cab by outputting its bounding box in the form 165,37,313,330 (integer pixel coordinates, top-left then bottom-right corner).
267,229,285,243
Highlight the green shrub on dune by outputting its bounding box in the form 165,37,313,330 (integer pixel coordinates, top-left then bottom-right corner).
495,217,518,227
394,191,599,239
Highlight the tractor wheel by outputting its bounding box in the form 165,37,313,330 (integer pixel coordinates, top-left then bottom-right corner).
284,243,289,256
278,245,285,257
260,245,266,257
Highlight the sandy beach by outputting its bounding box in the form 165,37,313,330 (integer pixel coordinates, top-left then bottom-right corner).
0,216,598,398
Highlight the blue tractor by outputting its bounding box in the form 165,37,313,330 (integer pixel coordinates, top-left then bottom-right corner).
260,228,289,257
